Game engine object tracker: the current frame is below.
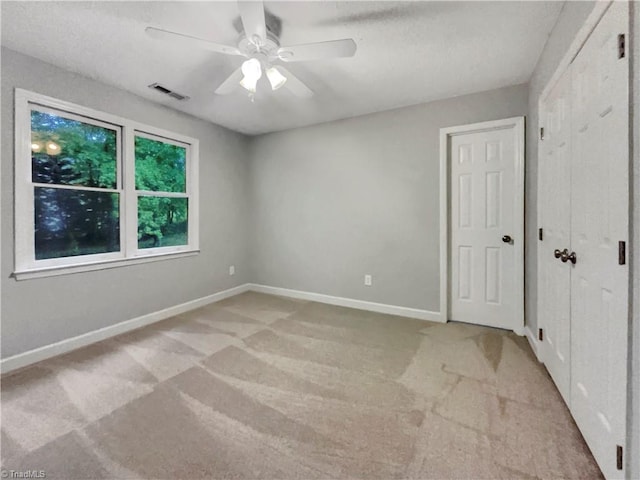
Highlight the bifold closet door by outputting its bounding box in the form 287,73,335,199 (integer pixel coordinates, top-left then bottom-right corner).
569,2,629,478
538,67,572,406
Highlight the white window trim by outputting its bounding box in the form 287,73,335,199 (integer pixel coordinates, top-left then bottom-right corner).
13,88,200,280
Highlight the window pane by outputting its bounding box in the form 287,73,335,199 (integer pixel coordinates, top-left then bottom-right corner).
34,187,120,260
31,110,117,189
135,136,186,193
138,196,188,249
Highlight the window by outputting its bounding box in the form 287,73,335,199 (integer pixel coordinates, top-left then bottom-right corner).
135,133,189,251
14,89,199,278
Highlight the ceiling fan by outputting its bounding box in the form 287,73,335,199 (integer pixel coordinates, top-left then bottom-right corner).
146,1,357,99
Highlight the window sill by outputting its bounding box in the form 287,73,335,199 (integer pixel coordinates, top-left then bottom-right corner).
12,250,200,281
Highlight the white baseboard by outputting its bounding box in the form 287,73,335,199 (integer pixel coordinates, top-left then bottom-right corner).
248,283,444,322
524,325,543,363
0,283,251,375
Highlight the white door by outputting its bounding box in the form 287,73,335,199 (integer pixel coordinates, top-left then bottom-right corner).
538,67,573,406
570,2,628,478
449,118,524,332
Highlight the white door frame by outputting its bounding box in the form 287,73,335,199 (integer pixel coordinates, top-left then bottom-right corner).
439,116,525,333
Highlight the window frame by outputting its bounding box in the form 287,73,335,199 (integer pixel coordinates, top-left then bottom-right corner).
14,88,200,280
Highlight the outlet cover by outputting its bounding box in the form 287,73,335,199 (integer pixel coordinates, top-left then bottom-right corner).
364,274,372,286
229,265,235,276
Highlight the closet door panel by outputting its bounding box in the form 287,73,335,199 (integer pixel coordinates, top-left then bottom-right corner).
538,66,572,405
569,3,629,478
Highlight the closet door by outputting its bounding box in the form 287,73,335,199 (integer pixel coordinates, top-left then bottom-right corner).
538,67,572,406
570,2,629,478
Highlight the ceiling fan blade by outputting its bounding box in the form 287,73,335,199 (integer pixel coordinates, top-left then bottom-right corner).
277,39,357,62
276,66,313,98
237,1,267,45
146,27,243,57
215,68,244,95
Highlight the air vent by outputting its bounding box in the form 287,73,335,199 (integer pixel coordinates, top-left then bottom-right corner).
148,83,190,101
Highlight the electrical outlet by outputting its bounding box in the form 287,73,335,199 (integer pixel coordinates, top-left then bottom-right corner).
229,265,235,276
364,274,372,286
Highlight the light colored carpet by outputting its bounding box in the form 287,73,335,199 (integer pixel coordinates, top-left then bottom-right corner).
1,291,601,479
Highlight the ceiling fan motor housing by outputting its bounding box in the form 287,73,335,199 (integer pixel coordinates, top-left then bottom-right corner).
238,31,280,59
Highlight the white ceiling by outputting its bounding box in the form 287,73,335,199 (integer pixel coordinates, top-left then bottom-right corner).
1,1,563,135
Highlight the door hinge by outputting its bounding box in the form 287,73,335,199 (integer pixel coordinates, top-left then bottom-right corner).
540,127,545,140
538,228,543,241
618,34,625,59
618,241,626,265
616,445,623,470
538,328,544,341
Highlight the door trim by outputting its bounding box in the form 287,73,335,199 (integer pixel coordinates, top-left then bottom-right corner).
439,116,525,333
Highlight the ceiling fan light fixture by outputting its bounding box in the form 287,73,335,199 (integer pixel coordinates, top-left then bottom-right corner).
239,76,259,93
240,58,262,93
266,67,287,91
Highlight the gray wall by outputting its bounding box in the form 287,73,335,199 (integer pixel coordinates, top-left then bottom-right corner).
1,48,252,358
525,1,596,334
249,84,528,312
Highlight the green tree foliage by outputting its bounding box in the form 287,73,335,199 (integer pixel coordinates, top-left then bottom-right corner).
135,137,186,192
31,111,117,188
138,197,188,248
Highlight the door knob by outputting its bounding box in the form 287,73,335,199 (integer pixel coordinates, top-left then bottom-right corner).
560,249,577,264
554,249,563,259
502,235,512,243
